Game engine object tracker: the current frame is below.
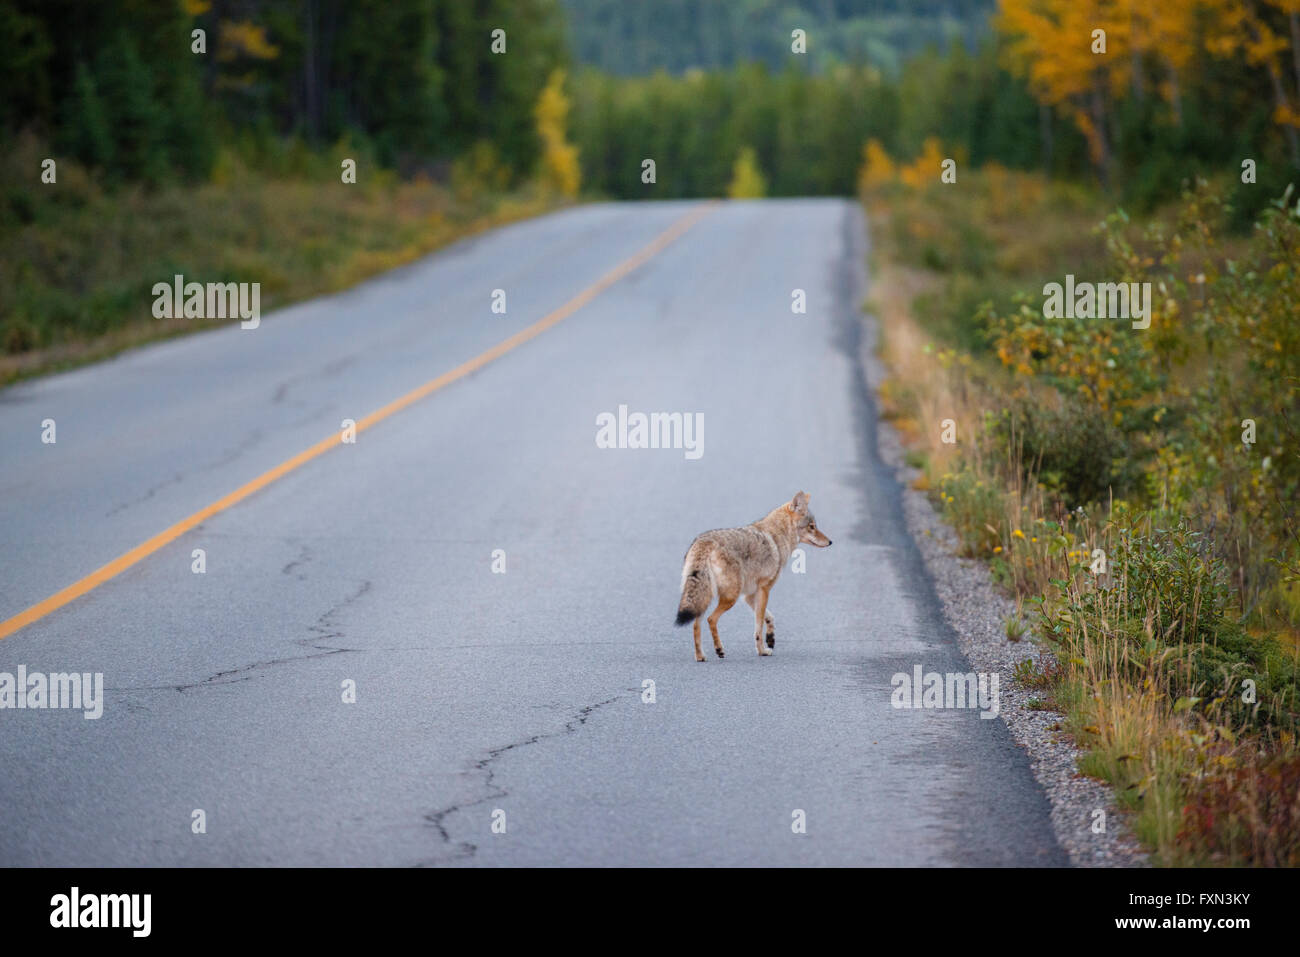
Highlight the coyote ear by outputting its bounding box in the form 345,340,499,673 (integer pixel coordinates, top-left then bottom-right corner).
792,491,809,514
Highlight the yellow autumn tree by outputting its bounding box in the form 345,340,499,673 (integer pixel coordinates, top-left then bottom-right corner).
727,146,768,198
857,139,896,192
535,70,581,198
997,0,1131,180
217,20,280,62
1000,0,1300,173
898,137,948,188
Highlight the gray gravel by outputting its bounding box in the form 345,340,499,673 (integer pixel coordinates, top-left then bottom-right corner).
857,311,1150,869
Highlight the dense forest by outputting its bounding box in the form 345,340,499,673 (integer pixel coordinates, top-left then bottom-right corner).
0,0,569,179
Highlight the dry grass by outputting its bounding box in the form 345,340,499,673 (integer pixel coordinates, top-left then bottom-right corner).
1,134,561,384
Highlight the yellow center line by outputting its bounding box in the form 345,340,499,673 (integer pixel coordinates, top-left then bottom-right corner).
0,201,718,641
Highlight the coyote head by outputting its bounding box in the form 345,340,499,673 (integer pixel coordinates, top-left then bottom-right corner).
790,490,832,547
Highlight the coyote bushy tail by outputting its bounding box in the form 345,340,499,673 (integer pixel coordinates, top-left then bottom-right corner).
675,542,713,625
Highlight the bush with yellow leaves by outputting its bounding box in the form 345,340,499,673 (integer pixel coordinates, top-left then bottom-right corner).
726,146,768,199
535,70,580,199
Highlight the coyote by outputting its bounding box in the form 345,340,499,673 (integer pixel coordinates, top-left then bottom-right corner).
674,491,832,661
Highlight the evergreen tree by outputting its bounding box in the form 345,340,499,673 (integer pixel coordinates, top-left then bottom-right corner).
94,32,168,183
61,61,114,171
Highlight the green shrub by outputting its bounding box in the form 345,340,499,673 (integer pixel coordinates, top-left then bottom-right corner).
1047,513,1299,730
991,397,1141,506
936,467,1004,556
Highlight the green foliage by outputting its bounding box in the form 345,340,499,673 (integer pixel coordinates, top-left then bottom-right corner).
936,468,1004,556
571,64,903,198
431,0,569,176
968,178,1300,629
0,0,569,186
92,32,167,183
61,62,114,172
330,0,448,163
0,0,52,129
1121,185,1300,624
451,141,513,203
1012,657,1061,690
990,397,1142,507
1113,519,1237,647
1044,512,1299,731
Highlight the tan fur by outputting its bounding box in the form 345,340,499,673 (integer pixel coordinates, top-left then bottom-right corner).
675,491,832,660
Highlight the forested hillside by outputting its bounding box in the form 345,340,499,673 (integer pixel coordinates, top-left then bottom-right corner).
558,0,993,75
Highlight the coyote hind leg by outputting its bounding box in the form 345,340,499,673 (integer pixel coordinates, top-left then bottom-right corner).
708,594,737,659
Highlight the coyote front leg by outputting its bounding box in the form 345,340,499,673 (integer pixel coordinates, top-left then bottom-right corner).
745,594,776,649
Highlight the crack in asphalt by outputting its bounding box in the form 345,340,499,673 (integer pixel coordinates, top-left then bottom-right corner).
104,354,355,519
105,471,185,518
103,427,265,518
110,579,371,693
418,694,623,865
270,356,355,407
281,541,312,580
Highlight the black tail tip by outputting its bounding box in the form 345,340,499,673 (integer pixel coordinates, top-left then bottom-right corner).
675,609,697,626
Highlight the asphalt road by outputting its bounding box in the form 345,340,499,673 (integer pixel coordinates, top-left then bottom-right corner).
0,198,1066,866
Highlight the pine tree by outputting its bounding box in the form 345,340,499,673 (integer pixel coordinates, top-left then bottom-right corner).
94,32,167,183
62,61,114,171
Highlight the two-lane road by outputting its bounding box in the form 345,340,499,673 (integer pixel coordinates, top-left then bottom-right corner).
0,199,1065,865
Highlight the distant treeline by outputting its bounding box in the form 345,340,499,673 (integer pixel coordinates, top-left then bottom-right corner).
569,46,1073,200
558,0,993,77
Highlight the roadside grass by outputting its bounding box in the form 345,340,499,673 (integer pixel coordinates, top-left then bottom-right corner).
863,159,1300,866
0,133,561,385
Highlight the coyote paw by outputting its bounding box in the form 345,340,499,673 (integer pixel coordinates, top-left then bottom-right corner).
757,647,773,656
766,632,775,649
715,647,725,659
